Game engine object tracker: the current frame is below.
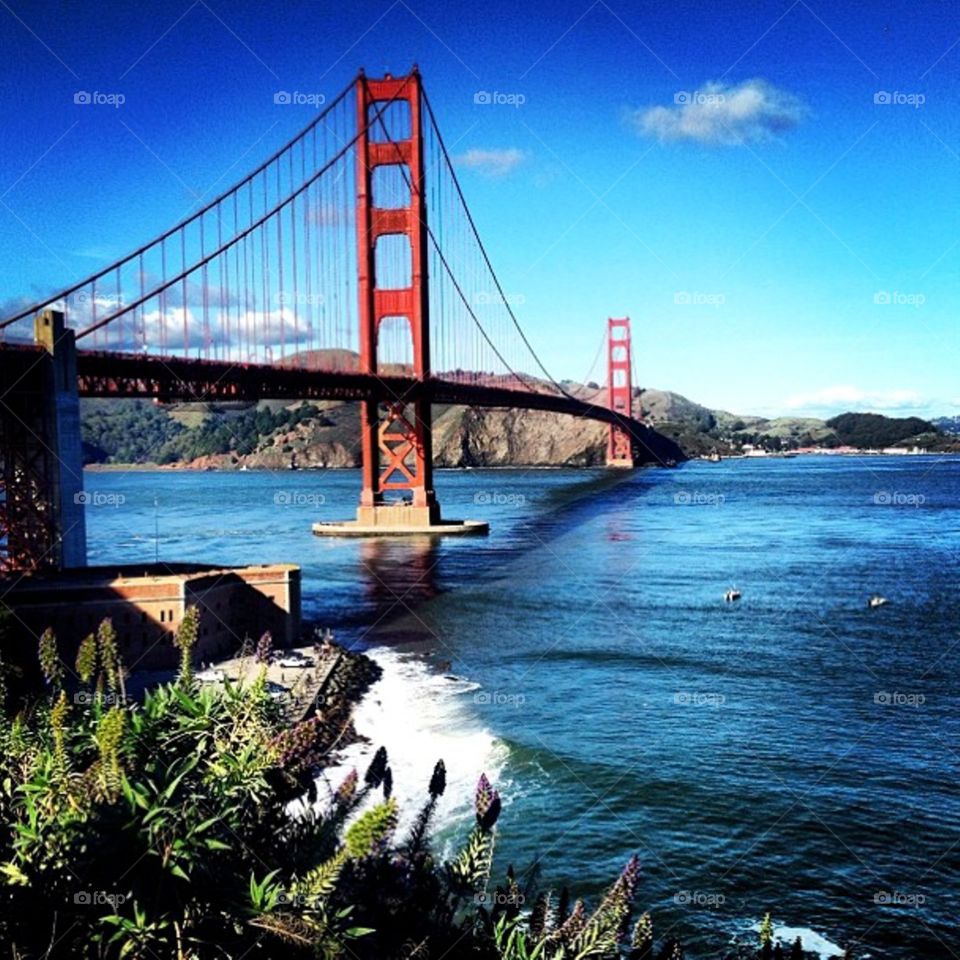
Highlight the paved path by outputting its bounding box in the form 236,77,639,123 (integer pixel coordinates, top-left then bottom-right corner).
206,644,343,721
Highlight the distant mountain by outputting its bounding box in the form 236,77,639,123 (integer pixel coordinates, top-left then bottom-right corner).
933,416,960,436
79,389,956,470
825,412,938,449
80,393,683,469
639,388,718,431
637,391,837,452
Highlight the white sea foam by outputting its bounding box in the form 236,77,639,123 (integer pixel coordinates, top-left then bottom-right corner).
749,920,847,959
319,647,510,845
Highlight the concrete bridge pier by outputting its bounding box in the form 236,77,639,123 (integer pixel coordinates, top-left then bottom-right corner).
0,310,86,571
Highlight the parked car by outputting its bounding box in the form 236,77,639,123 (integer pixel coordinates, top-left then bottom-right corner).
196,667,225,684
277,652,314,668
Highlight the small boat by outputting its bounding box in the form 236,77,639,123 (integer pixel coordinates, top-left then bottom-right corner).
724,589,741,603
868,595,889,608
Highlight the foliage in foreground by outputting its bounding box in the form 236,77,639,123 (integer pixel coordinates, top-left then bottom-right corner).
1,614,825,959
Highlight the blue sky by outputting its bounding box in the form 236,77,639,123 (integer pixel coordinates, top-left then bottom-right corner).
0,0,957,418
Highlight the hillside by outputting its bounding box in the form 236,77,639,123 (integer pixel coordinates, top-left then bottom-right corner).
79,391,956,470
933,416,960,436
825,412,939,449
80,395,678,469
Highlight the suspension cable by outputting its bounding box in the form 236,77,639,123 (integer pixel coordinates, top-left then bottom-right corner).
76,81,411,342
361,75,540,393
421,88,577,401
0,77,357,330
578,329,608,404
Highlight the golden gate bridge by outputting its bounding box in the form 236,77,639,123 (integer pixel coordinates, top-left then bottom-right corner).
0,68,682,571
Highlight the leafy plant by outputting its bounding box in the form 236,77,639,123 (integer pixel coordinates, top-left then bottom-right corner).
0,617,829,960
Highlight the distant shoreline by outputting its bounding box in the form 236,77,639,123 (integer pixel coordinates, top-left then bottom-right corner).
84,451,957,474
83,462,617,473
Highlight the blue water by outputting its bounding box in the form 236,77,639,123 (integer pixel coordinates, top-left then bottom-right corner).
84,456,960,958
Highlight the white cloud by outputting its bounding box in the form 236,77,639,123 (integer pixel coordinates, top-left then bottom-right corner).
632,79,806,146
784,386,930,415
454,148,526,178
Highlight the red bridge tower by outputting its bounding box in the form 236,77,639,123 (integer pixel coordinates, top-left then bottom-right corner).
354,70,439,528
330,68,485,536
606,317,636,468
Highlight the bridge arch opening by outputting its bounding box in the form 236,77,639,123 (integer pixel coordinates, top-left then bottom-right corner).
372,164,412,209
374,233,412,289
368,100,410,142
611,344,628,362
376,315,414,376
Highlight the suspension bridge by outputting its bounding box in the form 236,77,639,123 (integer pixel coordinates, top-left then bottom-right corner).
0,68,682,571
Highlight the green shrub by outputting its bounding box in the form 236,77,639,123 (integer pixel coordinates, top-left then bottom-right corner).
0,615,819,959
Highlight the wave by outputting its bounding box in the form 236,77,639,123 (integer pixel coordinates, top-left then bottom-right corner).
320,648,510,846
748,919,847,960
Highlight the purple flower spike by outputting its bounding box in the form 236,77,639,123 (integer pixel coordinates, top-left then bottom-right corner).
475,772,501,829
619,854,641,900
335,768,358,804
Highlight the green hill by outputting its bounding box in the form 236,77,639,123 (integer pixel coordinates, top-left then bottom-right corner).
79,392,954,468
826,412,937,449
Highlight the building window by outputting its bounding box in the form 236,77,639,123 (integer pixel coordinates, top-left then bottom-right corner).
160,610,165,623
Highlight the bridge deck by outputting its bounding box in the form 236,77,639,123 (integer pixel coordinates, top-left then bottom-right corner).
0,344,682,466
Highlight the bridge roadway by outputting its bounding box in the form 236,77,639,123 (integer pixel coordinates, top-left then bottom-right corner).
1,344,680,464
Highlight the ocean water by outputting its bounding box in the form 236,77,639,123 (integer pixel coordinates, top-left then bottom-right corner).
85,456,960,958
